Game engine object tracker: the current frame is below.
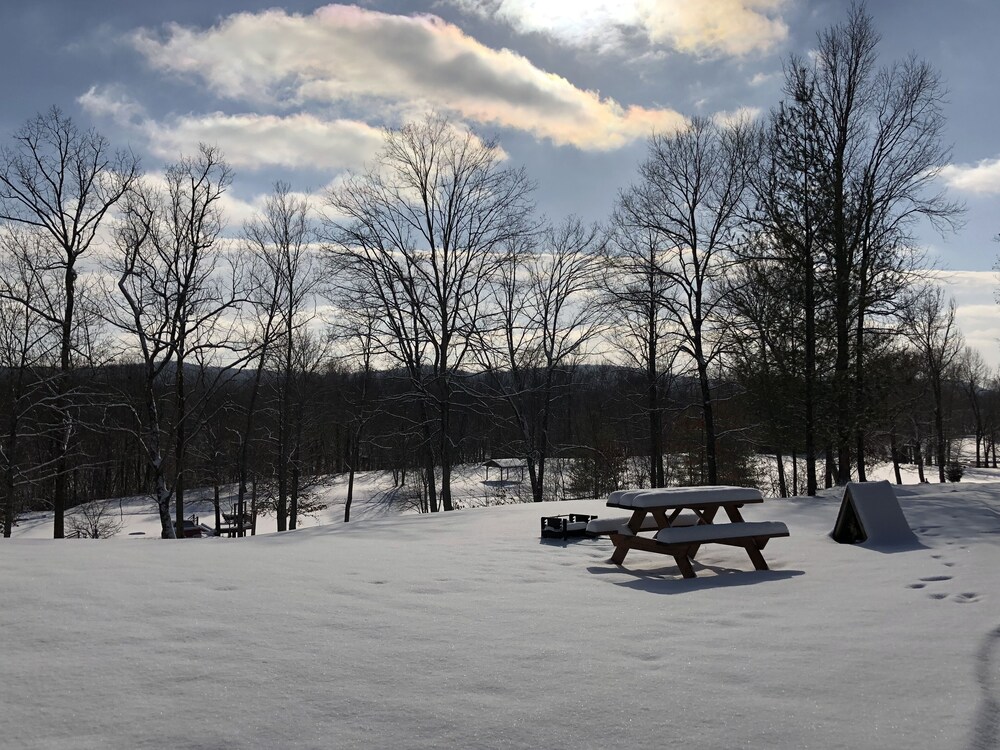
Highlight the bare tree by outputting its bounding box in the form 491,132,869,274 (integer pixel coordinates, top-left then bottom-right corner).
0,227,62,536
325,114,535,511
605,222,680,489
901,286,963,482
618,116,754,485
959,347,990,467
334,306,382,523
66,497,125,539
478,216,608,502
0,107,139,537
106,145,238,538
242,182,318,532
789,4,961,483
747,70,836,496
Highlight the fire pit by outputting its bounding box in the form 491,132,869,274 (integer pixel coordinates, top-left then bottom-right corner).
540,514,597,540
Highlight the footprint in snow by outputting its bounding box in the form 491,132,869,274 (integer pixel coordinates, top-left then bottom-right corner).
920,575,953,582
953,592,982,604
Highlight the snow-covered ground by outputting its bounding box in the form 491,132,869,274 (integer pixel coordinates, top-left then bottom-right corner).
7,464,541,540
3,471,1000,748
9,455,992,541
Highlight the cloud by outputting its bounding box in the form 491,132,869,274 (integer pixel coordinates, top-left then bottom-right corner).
712,106,761,127
80,86,384,171
922,270,1000,366
940,157,1000,194
954,302,1000,364
444,0,789,57
749,71,779,87
130,5,687,150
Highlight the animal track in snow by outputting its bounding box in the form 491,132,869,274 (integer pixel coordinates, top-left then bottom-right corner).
920,575,953,582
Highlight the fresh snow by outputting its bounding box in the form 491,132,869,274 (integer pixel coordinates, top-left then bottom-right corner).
3,469,1000,748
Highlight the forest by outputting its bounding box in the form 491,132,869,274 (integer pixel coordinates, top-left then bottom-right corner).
0,7,992,540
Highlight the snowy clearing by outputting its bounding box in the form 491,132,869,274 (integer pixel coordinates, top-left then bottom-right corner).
3,477,1000,749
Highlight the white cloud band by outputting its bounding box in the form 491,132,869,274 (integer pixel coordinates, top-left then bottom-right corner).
130,4,687,150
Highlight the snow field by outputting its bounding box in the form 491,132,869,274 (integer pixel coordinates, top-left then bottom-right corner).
3,481,1000,748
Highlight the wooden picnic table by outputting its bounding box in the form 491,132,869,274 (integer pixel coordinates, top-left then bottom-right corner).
603,486,788,577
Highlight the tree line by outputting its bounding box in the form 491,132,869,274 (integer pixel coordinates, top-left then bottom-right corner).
0,6,991,539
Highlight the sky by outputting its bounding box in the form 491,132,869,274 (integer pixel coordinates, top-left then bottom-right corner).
1,0,999,357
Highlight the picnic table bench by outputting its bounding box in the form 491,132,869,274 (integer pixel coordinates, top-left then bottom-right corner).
599,486,788,577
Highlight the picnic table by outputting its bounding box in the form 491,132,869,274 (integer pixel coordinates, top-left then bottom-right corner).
599,486,788,578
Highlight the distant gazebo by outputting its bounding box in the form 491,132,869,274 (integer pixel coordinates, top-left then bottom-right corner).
482,458,527,483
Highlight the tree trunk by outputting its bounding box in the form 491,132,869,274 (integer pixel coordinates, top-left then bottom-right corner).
51,257,78,540
804,246,818,496
776,451,787,498
825,445,836,489
526,456,541,503
2,464,14,539
913,432,927,482
696,356,718,485
213,484,221,535
250,477,258,535
791,451,798,497
345,434,358,523
3,396,20,537
290,456,299,531
648,297,664,488
890,432,902,485
277,381,289,532
855,429,867,482
174,347,187,540
439,372,454,512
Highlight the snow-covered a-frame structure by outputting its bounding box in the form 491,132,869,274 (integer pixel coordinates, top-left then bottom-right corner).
482,458,526,483
831,480,919,547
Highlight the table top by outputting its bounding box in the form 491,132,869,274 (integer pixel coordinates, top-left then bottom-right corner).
607,485,764,510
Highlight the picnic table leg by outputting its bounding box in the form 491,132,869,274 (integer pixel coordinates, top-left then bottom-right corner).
744,542,770,571
626,509,648,534
674,552,697,578
609,532,633,565
610,509,649,564
700,506,720,524
685,504,721,560
722,504,766,570
724,505,746,523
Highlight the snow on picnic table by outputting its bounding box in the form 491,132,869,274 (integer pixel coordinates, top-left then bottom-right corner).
3,482,1000,749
